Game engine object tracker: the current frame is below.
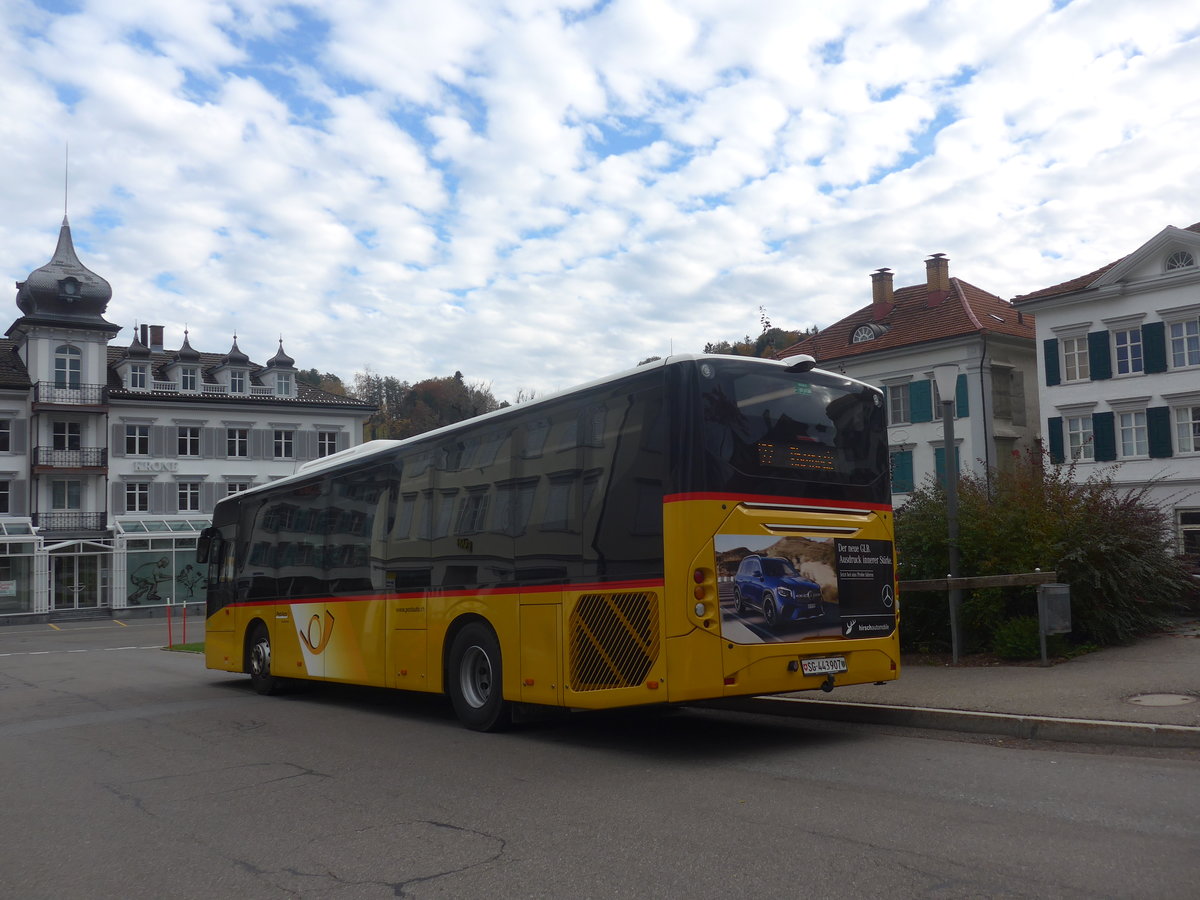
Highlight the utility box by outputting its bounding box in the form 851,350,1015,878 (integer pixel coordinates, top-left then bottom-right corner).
1037,583,1071,666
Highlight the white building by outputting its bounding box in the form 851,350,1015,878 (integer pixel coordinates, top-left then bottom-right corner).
780,255,1040,503
1013,223,1200,562
0,217,374,620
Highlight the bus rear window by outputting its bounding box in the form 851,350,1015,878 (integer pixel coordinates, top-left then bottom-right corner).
698,362,887,496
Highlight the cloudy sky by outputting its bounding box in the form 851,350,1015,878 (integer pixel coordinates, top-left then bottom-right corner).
3,0,1199,400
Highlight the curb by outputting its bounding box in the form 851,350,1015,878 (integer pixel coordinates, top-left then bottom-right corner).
707,696,1200,750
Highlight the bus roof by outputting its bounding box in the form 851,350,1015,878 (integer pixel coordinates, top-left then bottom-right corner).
219,353,871,506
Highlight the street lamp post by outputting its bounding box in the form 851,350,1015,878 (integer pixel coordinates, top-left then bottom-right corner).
933,363,962,664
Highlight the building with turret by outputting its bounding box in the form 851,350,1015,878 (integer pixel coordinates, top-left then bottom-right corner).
0,217,374,620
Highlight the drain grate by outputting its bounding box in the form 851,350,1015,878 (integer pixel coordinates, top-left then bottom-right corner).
1126,693,1197,707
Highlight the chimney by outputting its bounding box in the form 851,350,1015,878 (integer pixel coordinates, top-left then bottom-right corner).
870,268,894,320
149,325,164,352
926,253,950,305
139,323,149,346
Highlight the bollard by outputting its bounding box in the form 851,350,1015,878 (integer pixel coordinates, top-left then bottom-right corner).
166,603,173,649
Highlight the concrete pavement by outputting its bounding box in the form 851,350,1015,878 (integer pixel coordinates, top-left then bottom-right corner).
725,617,1200,748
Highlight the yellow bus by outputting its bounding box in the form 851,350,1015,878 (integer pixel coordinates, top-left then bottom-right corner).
200,354,899,730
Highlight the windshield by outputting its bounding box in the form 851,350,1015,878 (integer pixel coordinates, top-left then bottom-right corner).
689,359,889,503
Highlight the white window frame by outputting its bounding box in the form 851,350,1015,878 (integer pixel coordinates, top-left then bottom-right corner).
317,431,338,458
1065,415,1094,461
52,479,82,510
1112,327,1143,376
125,424,149,456
887,383,911,426
126,482,150,512
273,429,294,459
1117,410,1148,459
129,363,148,390
275,372,293,397
1168,317,1200,369
177,426,201,457
227,428,248,458
179,367,198,392
229,370,246,394
1061,336,1090,382
1174,405,1200,454
177,481,201,512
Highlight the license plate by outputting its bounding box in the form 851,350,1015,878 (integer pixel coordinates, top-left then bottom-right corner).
801,656,847,676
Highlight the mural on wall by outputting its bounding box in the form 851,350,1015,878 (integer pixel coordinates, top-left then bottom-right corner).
715,534,896,644
126,546,203,605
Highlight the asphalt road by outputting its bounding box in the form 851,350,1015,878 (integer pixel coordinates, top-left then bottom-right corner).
2,619,1198,899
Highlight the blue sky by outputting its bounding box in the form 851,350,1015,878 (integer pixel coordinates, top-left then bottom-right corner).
3,0,1200,400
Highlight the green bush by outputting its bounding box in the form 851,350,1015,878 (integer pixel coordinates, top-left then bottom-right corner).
896,450,1191,651
991,616,1041,659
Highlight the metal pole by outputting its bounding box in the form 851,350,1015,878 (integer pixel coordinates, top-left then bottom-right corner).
942,398,962,664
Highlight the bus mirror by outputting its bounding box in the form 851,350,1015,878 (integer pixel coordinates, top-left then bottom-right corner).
196,527,219,564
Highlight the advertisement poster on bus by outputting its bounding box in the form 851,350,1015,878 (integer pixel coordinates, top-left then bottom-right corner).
715,534,896,644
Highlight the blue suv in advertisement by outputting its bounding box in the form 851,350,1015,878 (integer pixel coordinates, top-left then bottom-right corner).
732,554,824,630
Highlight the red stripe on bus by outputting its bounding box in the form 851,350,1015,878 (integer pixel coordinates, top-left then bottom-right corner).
664,492,890,511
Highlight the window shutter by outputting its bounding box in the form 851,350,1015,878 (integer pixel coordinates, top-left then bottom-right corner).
110,424,124,457
955,373,969,418
910,379,933,423
1147,406,1172,458
150,426,167,457
1047,416,1064,464
337,431,350,452
1087,331,1112,380
1142,322,1167,374
11,419,27,455
10,479,27,515
150,481,170,514
297,430,316,461
1043,338,1061,386
250,429,267,459
934,446,961,487
111,482,126,514
201,481,219,512
202,428,220,458
1092,412,1117,462
890,450,914,493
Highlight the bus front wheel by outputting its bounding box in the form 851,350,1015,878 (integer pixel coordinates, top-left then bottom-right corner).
247,624,280,695
448,623,511,732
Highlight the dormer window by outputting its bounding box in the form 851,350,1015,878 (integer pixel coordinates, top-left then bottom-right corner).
852,323,887,344
1166,250,1196,271
129,363,148,390
275,372,293,397
230,370,246,394
54,345,82,389
59,277,82,302
179,367,198,392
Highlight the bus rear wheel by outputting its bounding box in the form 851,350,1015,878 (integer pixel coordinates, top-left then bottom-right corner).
247,624,280,695
448,623,511,732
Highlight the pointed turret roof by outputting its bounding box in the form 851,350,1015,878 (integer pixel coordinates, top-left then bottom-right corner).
220,335,250,367
266,338,295,369
173,329,202,363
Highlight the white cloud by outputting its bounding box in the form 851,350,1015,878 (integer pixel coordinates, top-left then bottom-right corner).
2,0,1200,402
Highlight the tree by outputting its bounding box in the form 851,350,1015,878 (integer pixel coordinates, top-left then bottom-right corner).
350,369,501,440
896,451,1192,653
703,306,817,358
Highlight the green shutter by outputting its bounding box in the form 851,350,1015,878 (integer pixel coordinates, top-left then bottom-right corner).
1047,416,1064,464
1088,331,1112,380
890,450,914,493
910,379,933,423
955,373,969,418
1147,406,1172,458
1143,322,1167,374
934,446,961,487
1092,411,1117,462
1043,338,1061,386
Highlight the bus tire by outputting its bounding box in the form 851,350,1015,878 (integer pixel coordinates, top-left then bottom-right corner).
247,623,280,695
761,592,778,630
448,622,511,732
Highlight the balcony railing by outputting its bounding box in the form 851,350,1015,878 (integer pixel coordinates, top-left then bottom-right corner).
34,447,108,468
33,512,109,533
33,382,108,406
201,383,229,395
152,380,178,392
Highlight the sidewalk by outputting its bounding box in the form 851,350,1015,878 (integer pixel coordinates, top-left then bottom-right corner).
725,618,1200,749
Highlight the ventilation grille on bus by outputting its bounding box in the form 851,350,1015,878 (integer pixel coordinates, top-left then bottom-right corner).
568,592,660,692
